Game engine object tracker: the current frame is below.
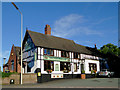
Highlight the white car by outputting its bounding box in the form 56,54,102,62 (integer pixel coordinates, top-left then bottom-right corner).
97,69,114,78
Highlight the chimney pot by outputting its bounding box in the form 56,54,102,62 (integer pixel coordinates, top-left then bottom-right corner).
45,24,51,35
95,44,97,49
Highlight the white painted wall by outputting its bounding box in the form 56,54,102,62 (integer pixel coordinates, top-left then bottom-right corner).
59,51,61,57
38,47,40,54
81,54,99,60
84,59,100,74
31,60,37,73
54,50,57,57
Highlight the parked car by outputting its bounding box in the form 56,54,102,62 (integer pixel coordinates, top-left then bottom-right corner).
97,69,114,78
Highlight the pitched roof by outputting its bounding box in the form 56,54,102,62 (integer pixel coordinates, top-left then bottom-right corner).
26,30,96,55
75,44,93,54
14,46,21,56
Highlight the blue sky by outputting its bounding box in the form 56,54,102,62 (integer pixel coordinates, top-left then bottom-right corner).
1,2,118,71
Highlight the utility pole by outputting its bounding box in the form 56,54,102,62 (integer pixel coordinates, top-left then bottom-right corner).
11,2,23,84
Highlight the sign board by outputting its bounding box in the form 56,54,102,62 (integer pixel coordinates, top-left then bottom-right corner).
51,74,63,78
81,54,99,60
43,55,70,62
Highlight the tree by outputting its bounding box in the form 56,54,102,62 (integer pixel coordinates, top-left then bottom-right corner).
99,43,120,56
99,43,120,77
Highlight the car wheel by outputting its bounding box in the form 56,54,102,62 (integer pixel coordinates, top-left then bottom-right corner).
108,74,111,78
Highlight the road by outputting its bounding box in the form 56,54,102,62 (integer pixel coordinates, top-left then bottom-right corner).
2,78,119,88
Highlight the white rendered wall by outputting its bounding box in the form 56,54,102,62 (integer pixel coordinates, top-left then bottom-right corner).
54,50,57,57
31,60,37,73
84,59,100,74
58,50,61,57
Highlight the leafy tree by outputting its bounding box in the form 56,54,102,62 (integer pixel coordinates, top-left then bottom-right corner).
99,43,120,56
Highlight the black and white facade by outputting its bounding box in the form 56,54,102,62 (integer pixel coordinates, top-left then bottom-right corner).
22,25,101,82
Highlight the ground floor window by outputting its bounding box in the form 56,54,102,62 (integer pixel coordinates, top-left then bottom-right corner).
60,62,70,71
74,63,77,72
44,60,54,71
27,60,34,72
89,63,97,71
81,64,84,71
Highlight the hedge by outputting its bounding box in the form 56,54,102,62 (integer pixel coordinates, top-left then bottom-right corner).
0,71,2,77
2,72,18,78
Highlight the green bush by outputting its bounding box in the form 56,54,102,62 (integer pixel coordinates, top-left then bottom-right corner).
81,70,85,74
0,71,2,77
91,70,97,77
91,70,95,74
2,72,18,78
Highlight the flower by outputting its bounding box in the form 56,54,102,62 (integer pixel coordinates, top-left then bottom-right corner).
46,69,52,73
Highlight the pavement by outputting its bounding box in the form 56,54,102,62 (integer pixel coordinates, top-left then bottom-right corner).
1,78,119,88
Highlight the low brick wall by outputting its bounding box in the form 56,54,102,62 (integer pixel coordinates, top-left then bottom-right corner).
22,73,37,84
2,74,20,84
2,73,37,85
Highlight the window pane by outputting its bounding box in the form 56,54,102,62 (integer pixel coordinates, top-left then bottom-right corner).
44,61,54,71
60,62,70,71
44,49,47,54
61,51,64,57
74,63,77,72
11,60,14,71
66,52,69,57
60,62,64,71
89,63,97,71
44,61,47,71
47,49,50,55
51,50,54,55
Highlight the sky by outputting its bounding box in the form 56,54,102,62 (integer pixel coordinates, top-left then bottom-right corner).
1,2,118,71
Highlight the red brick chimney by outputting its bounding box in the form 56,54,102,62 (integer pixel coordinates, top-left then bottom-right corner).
95,44,97,49
45,24,51,35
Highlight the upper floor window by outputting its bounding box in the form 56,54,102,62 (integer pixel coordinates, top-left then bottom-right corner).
61,51,69,57
11,60,14,71
74,52,79,59
44,48,54,56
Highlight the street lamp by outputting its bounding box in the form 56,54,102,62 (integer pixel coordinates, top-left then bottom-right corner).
3,57,6,65
11,2,23,84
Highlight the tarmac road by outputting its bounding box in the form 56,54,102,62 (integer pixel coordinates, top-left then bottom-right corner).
2,78,119,88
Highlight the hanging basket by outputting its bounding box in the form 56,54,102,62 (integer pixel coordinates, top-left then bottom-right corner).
46,69,52,74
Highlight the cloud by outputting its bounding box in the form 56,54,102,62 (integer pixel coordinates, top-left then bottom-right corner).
91,17,114,25
52,14,103,38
